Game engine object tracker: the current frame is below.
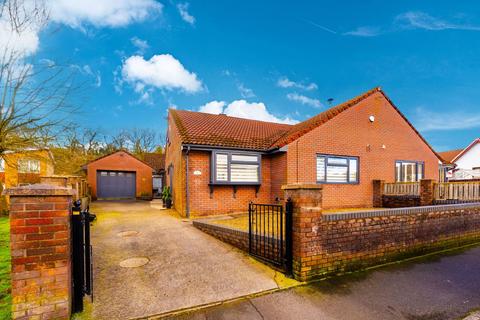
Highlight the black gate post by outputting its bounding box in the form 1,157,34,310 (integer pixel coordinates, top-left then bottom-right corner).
71,214,85,313
248,202,252,255
284,198,293,275
83,211,93,297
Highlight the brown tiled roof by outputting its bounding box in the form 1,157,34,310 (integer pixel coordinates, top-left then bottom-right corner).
143,153,165,171
438,149,463,163
439,138,480,164
85,150,154,169
170,87,442,162
170,110,292,150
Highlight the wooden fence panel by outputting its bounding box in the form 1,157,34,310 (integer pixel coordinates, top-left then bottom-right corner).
435,182,480,201
383,182,420,196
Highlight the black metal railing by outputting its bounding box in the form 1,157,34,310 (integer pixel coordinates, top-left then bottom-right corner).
248,199,292,273
71,200,94,313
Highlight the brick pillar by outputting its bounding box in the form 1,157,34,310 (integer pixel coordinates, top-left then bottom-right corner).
372,180,385,207
420,179,435,206
4,184,74,320
282,183,322,282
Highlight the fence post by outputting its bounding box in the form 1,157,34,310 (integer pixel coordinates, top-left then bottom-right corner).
4,184,74,320
372,180,385,207
420,179,435,206
282,184,322,282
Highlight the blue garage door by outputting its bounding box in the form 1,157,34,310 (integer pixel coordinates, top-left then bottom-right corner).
97,171,136,199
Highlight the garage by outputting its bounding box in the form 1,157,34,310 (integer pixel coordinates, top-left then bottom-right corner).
85,150,155,200
97,171,136,199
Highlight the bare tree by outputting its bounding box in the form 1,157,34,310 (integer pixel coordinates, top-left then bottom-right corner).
0,0,78,160
124,128,160,156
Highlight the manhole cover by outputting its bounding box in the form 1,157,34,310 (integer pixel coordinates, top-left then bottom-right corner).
117,231,139,237
119,257,149,268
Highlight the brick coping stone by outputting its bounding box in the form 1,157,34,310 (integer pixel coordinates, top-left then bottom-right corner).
2,183,75,196
282,184,323,190
323,202,480,221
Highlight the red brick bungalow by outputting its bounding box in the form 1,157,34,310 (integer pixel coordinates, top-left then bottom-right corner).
165,87,441,218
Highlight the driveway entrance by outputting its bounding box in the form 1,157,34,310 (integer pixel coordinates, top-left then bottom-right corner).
87,201,283,319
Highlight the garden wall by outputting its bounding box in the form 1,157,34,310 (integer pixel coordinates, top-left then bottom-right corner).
193,221,249,252
299,203,480,281
382,195,420,208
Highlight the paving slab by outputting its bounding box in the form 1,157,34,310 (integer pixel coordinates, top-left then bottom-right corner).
81,201,284,320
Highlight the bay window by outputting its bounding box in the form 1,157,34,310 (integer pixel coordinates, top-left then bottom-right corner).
212,151,260,184
317,154,359,184
395,161,424,182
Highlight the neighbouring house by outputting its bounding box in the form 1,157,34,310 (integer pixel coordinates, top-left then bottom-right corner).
164,87,442,218
439,138,480,181
143,152,165,197
84,150,155,200
0,148,55,189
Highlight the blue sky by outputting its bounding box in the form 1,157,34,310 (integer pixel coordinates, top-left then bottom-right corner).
9,0,480,151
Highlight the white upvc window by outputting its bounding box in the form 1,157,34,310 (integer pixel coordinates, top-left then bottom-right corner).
316,154,359,184
212,151,260,184
395,161,424,182
18,159,41,173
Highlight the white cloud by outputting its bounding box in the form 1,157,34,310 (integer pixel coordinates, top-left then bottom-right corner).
414,107,480,132
199,101,226,114
395,11,480,31
177,3,195,25
121,54,203,93
0,17,40,57
0,0,162,59
277,77,317,91
344,26,382,37
49,0,163,30
130,36,149,54
197,100,298,124
237,83,255,98
286,93,322,108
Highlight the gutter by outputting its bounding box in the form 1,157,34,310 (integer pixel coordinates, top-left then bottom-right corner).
185,145,191,219
182,143,285,154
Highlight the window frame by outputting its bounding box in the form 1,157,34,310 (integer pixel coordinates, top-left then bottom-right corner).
316,153,360,185
395,160,425,182
211,150,262,185
17,159,41,174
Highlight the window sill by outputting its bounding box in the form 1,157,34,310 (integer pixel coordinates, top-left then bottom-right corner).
317,181,360,185
208,182,261,186
208,183,261,198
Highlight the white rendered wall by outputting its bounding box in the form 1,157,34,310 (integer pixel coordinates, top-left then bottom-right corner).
455,143,480,170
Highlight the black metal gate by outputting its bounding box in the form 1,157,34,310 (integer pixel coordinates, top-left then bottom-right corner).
71,202,93,313
248,199,293,273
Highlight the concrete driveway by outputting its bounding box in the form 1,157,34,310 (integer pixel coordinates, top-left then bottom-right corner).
173,245,480,320
83,201,287,320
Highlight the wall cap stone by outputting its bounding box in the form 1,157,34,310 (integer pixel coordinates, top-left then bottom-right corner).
282,183,323,190
3,184,75,196
323,202,480,221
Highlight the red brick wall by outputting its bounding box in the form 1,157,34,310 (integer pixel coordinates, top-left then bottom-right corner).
286,92,439,209
308,205,480,280
193,220,249,251
285,185,480,282
7,187,73,319
164,114,186,215
270,153,287,202
86,151,153,199
188,151,272,217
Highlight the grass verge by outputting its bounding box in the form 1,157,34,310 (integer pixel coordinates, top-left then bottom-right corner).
0,216,10,320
